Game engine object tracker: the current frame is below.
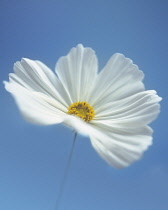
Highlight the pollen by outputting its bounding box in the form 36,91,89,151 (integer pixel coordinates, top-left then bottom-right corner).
67,101,95,122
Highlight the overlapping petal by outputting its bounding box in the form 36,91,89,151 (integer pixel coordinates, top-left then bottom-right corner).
88,53,145,107
12,58,71,108
89,89,161,167
5,58,75,125
4,81,66,125
56,44,98,103
94,90,161,126
89,124,153,168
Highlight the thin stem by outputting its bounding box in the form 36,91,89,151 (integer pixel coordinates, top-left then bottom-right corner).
55,132,77,210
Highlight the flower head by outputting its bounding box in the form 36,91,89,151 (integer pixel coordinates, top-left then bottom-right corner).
4,44,162,168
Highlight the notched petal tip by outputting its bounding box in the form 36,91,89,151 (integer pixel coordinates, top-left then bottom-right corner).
76,43,84,49
3,81,9,91
13,58,30,67
21,57,30,62
74,43,96,55
112,53,143,73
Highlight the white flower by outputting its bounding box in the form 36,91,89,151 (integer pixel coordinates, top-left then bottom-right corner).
4,44,162,168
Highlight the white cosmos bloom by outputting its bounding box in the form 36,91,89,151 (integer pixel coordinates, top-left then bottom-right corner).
4,44,162,168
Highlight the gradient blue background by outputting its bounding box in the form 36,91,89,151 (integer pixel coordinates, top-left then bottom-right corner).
1,0,167,209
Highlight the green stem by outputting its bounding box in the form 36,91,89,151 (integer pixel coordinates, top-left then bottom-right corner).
55,132,77,210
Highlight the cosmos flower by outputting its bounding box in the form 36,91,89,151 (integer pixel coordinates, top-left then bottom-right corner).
4,44,161,168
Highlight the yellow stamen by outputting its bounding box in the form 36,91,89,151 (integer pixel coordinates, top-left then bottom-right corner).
67,101,95,122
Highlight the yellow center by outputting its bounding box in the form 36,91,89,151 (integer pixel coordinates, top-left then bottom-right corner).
67,101,95,122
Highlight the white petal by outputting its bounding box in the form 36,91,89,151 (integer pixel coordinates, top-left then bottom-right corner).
89,123,153,168
56,44,98,103
94,90,162,127
63,114,154,168
12,58,71,108
88,53,145,106
4,81,66,125
64,115,97,136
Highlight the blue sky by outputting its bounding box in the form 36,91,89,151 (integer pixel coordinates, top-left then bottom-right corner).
1,0,168,209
